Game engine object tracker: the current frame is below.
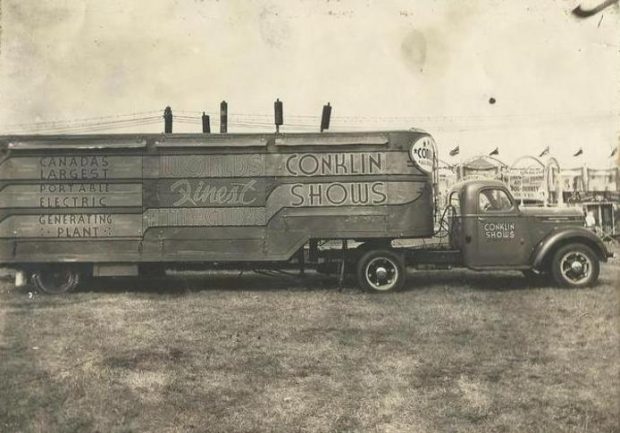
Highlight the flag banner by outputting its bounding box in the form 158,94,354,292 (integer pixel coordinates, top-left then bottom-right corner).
539,146,549,157
611,147,618,157
449,146,459,156
573,148,583,157
489,147,499,156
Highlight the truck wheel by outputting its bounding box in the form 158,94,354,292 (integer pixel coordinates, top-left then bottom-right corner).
551,244,599,288
357,250,405,292
32,266,80,294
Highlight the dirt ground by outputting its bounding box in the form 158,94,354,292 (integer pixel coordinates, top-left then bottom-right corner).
1,257,618,433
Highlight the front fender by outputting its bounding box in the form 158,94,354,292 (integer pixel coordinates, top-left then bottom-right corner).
531,227,610,269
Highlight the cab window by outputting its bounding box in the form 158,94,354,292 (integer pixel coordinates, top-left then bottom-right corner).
479,188,513,212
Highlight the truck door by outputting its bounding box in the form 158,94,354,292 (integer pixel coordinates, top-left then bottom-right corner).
469,186,527,267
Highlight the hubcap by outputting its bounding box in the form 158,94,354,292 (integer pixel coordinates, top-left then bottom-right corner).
375,266,388,280
570,261,583,273
560,251,591,285
365,257,399,291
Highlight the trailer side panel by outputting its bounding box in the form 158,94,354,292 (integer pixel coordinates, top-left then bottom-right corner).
0,131,434,264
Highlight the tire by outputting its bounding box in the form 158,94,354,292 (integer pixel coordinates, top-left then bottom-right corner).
551,244,599,288
356,249,405,292
32,266,80,294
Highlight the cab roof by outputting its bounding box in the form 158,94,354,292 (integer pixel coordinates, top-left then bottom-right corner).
448,179,509,196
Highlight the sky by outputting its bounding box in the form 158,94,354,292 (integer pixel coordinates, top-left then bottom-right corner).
0,0,618,168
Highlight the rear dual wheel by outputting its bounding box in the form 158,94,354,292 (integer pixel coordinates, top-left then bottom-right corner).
356,250,405,292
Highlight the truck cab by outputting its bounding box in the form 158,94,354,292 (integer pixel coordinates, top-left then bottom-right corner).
347,178,611,293
446,179,611,286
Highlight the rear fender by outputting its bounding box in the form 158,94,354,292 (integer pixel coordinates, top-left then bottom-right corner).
531,227,610,270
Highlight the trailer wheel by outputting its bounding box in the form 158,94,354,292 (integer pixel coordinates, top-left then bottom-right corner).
32,266,80,294
357,250,405,292
551,243,599,288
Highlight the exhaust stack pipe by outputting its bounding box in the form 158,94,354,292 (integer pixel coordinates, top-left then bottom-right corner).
163,106,173,133
320,103,332,132
202,112,211,133
220,101,228,134
274,98,283,134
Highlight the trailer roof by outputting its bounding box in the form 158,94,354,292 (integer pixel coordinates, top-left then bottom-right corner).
0,129,429,150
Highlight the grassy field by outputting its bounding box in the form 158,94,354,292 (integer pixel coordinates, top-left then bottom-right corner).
1,258,618,433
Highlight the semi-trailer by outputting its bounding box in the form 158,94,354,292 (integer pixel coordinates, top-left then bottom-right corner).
0,130,611,293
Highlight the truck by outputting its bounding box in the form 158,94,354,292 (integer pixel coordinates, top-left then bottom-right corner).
0,129,612,293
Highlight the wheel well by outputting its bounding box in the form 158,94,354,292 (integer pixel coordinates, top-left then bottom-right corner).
353,240,395,261
539,237,604,270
